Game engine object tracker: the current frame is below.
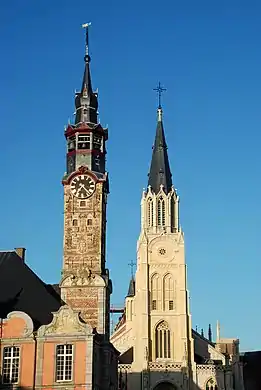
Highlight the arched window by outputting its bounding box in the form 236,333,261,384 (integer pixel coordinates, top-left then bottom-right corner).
151,274,161,311
206,378,218,390
155,321,171,359
148,198,154,227
163,274,175,311
157,197,166,226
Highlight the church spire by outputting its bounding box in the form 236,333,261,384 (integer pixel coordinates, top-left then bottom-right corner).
75,23,98,125
148,83,172,193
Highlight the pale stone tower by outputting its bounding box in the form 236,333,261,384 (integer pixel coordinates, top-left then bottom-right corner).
111,97,195,389
132,103,194,382
111,95,245,390
60,26,111,338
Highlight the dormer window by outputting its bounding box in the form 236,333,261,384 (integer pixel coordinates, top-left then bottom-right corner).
93,135,102,151
68,136,76,152
78,134,90,149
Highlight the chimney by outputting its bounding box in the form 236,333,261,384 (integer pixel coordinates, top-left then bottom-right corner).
15,247,26,262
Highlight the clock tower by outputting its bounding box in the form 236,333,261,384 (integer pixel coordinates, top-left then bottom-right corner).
60,26,111,337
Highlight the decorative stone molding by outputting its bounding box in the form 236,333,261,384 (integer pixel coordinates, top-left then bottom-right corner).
60,270,106,288
5,311,34,337
118,364,132,372
149,363,182,371
37,305,93,337
196,364,224,373
150,263,178,269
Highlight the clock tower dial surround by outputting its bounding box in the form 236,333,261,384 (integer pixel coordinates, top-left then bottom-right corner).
70,173,96,199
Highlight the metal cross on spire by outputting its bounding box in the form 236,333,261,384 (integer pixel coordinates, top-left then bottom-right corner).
82,22,92,59
128,260,136,278
153,82,166,108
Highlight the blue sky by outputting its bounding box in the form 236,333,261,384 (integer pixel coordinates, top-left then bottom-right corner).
1,0,261,351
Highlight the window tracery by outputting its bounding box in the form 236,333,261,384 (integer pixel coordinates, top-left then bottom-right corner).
155,321,171,359
206,378,218,390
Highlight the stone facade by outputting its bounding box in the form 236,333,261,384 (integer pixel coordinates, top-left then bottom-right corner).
61,170,110,334
62,179,106,275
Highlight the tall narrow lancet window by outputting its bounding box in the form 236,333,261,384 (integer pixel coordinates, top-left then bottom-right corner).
151,274,160,310
163,274,175,311
148,198,154,227
155,321,171,359
206,379,218,390
157,197,165,226
170,197,175,232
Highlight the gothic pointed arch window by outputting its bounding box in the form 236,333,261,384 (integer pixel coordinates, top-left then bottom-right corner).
206,378,218,390
155,321,171,359
163,273,175,311
170,196,175,232
151,273,161,311
147,198,154,227
157,197,166,226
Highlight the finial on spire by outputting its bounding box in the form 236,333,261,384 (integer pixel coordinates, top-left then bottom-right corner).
128,260,136,278
82,22,92,62
153,82,166,109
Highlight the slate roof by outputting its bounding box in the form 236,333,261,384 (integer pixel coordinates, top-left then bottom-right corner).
119,347,133,364
0,251,62,329
74,36,98,125
148,107,172,193
126,277,135,297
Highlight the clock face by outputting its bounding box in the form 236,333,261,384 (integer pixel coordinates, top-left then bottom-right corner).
70,174,96,199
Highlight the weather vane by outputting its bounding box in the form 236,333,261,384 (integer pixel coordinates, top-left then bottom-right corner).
153,82,166,108
128,260,136,278
82,22,92,57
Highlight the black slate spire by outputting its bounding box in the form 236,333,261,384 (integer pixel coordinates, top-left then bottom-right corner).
148,105,172,193
75,23,98,125
126,277,135,297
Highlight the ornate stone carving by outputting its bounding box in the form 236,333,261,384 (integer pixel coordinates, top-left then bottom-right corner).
37,305,92,337
60,271,106,288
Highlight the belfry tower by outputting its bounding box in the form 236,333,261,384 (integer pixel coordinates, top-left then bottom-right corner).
60,25,111,337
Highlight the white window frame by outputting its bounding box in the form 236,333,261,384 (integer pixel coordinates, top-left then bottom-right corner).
2,346,20,384
55,344,74,382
